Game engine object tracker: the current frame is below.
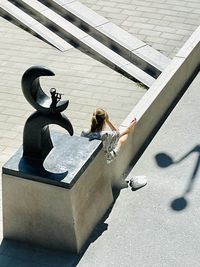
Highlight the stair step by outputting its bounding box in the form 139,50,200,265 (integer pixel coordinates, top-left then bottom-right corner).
0,0,72,52
96,22,170,73
39,0,171,78
82,36,155,87
6,0,155,87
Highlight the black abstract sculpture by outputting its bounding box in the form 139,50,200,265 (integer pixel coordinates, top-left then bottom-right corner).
21,66,73,163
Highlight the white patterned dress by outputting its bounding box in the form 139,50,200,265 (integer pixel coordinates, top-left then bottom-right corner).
81,130,120,163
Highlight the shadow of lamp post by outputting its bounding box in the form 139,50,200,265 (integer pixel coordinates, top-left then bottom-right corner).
155,145,200,211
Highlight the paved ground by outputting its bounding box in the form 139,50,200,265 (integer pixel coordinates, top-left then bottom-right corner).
0,0,200,266
82,0,200,57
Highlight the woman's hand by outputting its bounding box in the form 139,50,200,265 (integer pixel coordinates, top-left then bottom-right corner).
131,118,137,126
128,118,137,131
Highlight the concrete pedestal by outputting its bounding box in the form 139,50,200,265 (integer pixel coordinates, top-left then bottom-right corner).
2,132,113,253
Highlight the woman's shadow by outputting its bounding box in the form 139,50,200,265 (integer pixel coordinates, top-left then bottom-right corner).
155,145,200,211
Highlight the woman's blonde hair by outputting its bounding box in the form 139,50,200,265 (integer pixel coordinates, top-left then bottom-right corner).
91,108,106,132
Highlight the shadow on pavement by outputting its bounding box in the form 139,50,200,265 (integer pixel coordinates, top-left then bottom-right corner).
155,145,200,211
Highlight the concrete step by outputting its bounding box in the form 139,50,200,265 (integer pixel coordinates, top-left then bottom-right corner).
5,0,155,87
0,0,72,52
38,0,171,78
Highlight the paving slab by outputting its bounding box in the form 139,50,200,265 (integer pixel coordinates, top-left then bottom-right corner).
64,0,109,27
0,1,72,51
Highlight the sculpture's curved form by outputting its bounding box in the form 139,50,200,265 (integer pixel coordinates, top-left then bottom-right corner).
23,112,73,161
21,65,69,114
21,66,73,162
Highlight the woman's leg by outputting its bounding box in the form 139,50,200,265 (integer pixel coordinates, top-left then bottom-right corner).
116,134,129,151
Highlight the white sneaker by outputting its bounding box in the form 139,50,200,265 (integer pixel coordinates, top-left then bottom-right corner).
129,176,147,190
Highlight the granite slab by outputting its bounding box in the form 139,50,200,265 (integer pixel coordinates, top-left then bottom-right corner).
2,131,102,189
64,1,108,27
134,45,171,71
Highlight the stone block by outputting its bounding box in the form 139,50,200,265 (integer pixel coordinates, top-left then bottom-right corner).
55,0,75,5
21,0,48,13
134,45,171,71
81,35,128,67
31,23,72,51
64,1,108,27
2,132,113,253
97,22,145,51
122,63,155,88
41,9,88,39
0,1,37,27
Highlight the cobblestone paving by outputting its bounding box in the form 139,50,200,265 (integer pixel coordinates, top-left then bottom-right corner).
0,0,200,266
82,0,200,57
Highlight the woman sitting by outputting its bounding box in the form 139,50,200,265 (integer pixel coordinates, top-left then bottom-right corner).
81,108,147,190
81,108,137,164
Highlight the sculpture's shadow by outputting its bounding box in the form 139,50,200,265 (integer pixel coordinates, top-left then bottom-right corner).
19,157,68,182
155,145,200,211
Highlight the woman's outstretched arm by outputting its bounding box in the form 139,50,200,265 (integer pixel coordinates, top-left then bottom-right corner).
120,118,137,137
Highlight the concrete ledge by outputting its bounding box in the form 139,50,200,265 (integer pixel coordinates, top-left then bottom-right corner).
110,25,200,186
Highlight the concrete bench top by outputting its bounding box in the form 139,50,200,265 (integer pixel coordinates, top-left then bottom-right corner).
2,131,102,189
